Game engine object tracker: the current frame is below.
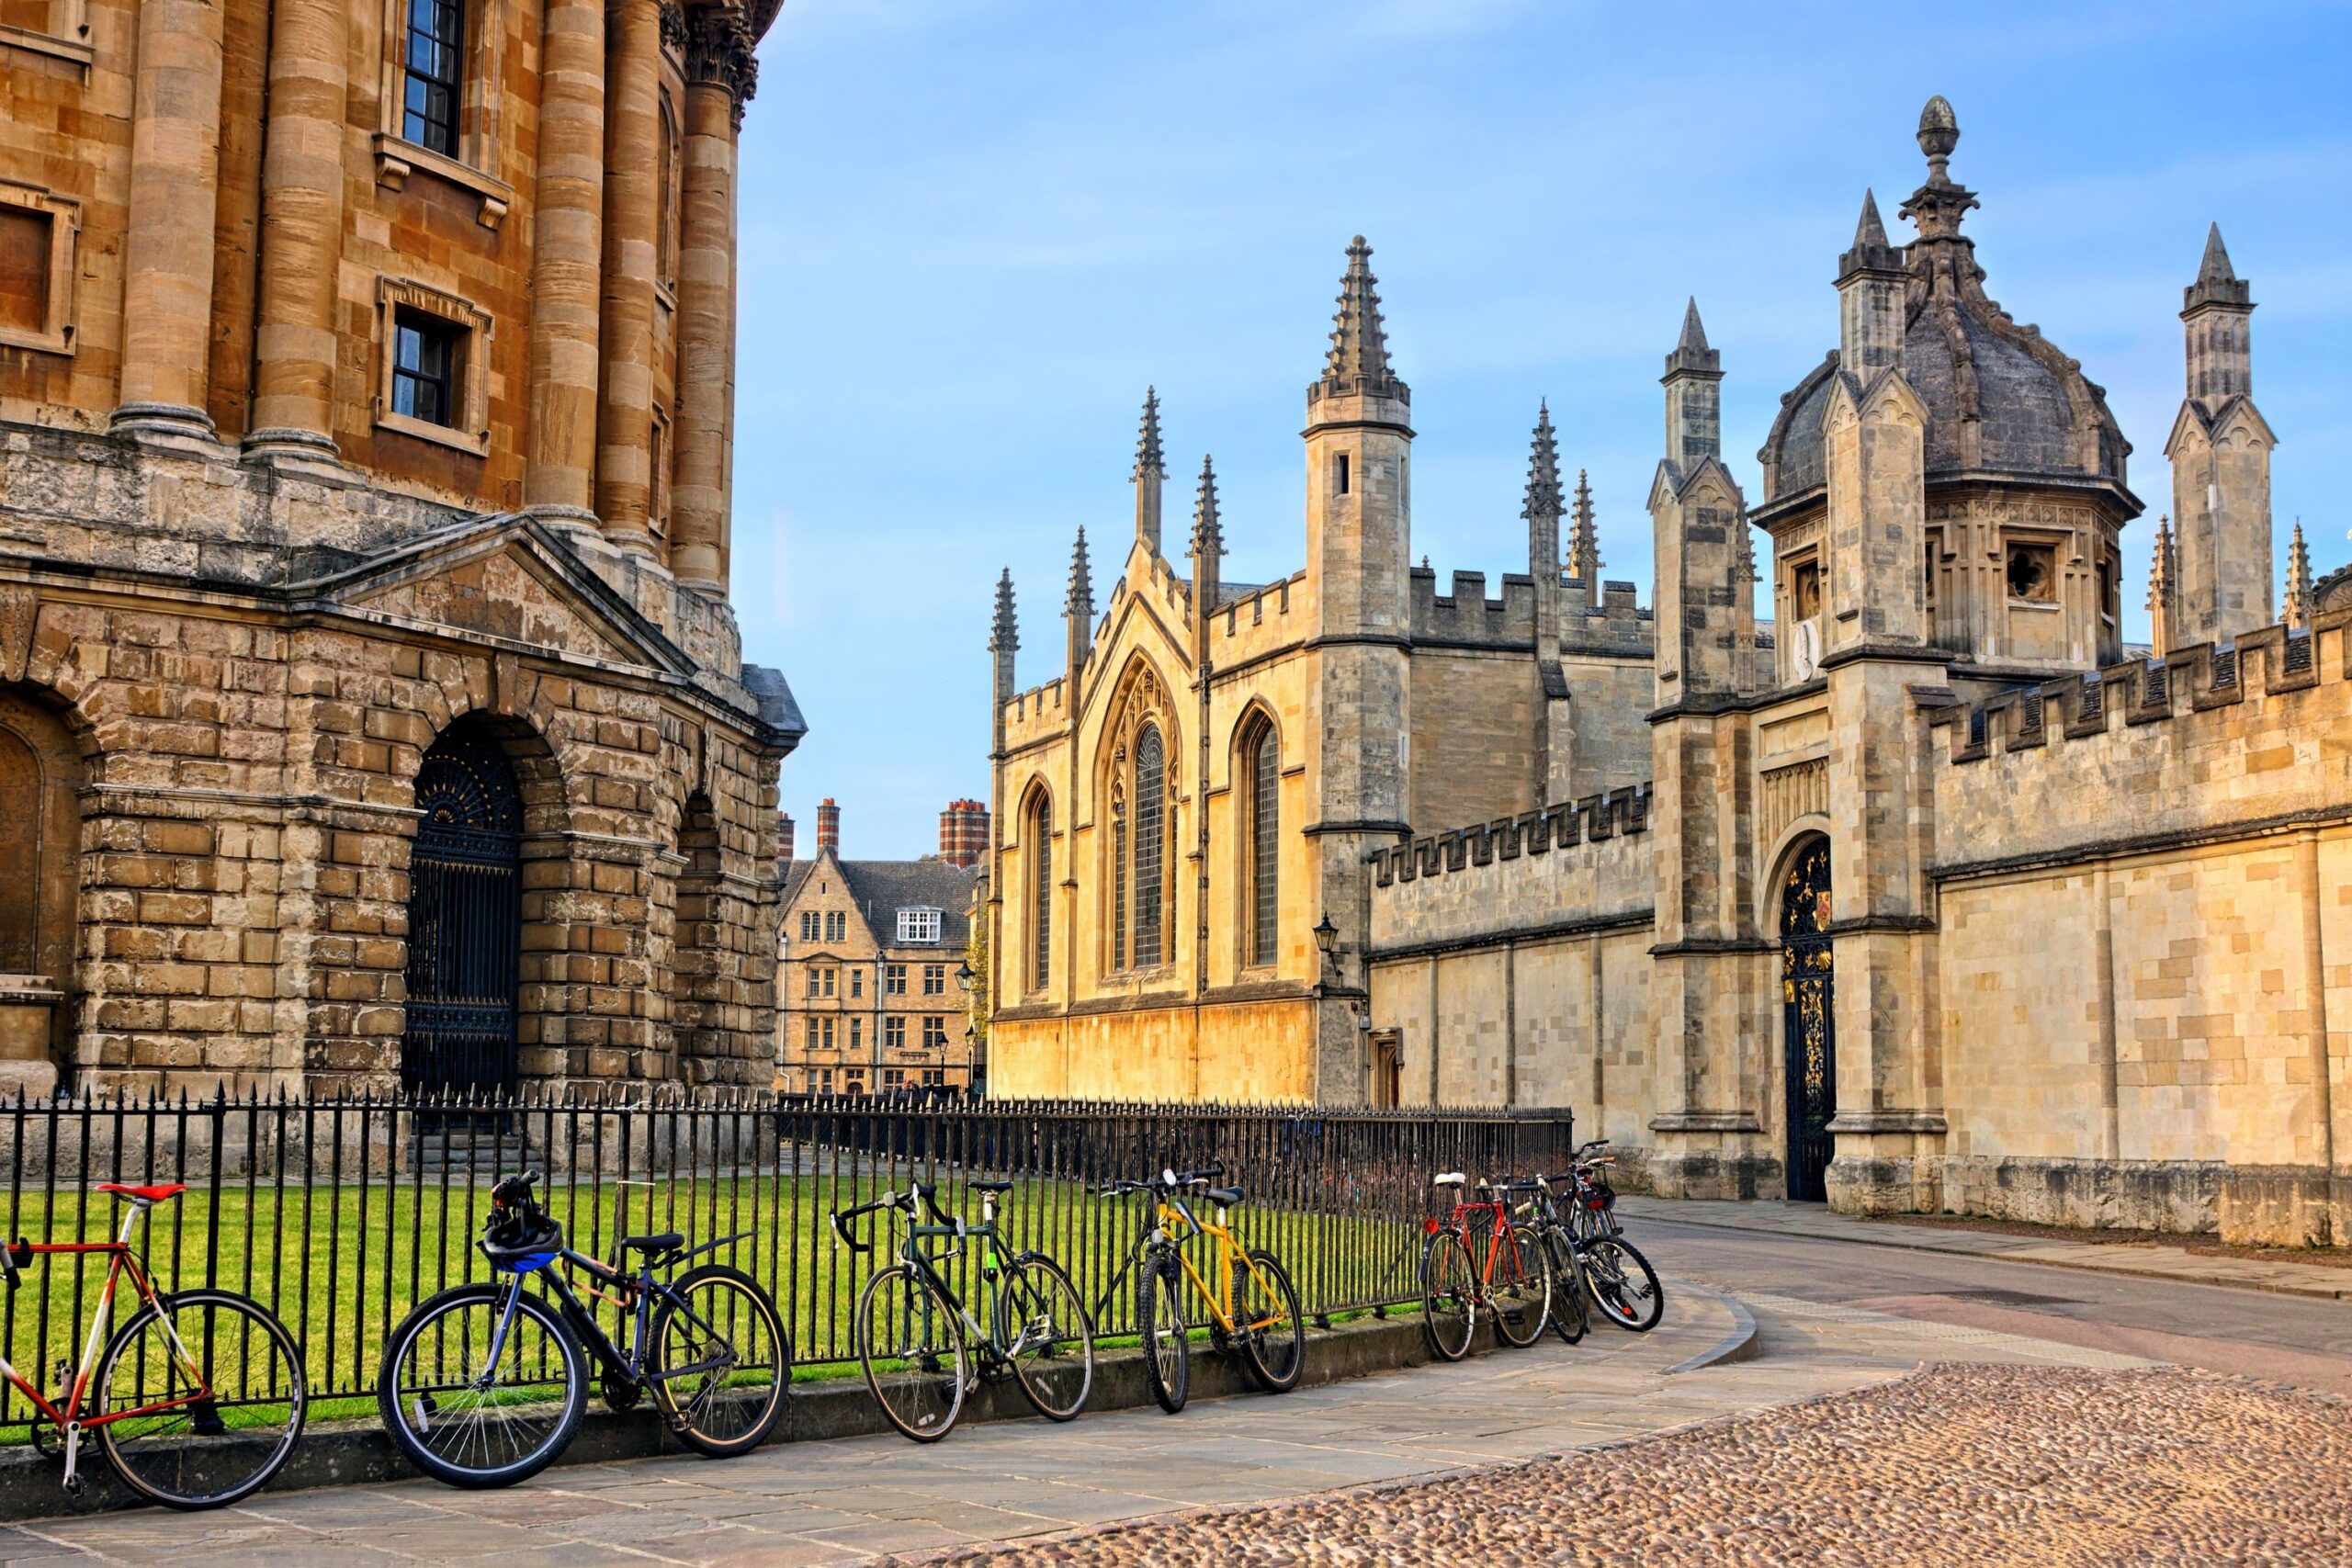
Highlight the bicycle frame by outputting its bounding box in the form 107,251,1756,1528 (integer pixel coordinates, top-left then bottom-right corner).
1094,1186,1283,1338
476,1231,751,1405
0,1199,223,1493
1429,1190,1532,1303
888,1195,1030,1364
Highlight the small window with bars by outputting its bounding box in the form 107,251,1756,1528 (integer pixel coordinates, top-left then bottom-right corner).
401,0,466,157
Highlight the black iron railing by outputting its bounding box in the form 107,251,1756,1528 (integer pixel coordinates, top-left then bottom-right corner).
0,1090,1573,1428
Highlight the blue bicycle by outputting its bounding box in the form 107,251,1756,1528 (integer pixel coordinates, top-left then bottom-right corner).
377,1172,790,1487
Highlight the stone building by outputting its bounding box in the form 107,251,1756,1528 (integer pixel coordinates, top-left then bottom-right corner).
0,0,800,1097
775,803,978,1096
983,99,2347,1246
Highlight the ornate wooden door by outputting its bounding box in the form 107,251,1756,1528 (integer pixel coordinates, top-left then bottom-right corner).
402,728,523,1099
1780,838,1836,1202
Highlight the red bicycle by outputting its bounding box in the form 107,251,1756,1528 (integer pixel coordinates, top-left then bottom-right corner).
2,1182,306,1508
1419,1172,1552,1360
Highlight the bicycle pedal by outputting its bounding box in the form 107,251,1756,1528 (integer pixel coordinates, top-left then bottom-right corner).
60,1472,83,1498
189,1398,226,1438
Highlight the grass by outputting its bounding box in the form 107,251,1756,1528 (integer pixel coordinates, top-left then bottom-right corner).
0,1172,1426,1443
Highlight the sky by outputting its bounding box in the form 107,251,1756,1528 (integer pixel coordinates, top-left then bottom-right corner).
732,0,2352,861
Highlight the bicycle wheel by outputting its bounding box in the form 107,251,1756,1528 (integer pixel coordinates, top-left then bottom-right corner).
1543,1229,1589,1345
94,1288,306,1510
997,1254,1094,1422
1584,1236,1665,1331
378,1280,586,1489
856,1263,968,1442
650,1264,791,1458
1419,1229,1476,1362
1490,1225,1552,1348
1236,1248,1305,1393
1136,1249,1190,1414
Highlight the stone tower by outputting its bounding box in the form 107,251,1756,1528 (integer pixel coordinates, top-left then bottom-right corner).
1135,388,1166,557
1305,236,1413,1103
2165,225,2276,647
1648,300,1755,701
1827,185,1928,657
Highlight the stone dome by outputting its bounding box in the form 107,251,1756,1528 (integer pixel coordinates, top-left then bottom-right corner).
1759,104,2131,506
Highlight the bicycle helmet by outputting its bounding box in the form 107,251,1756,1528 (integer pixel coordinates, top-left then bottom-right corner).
480,1193,564,1266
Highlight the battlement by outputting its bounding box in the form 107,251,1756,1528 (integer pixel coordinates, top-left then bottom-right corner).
1367,784,1652,888
1364,785,1654,954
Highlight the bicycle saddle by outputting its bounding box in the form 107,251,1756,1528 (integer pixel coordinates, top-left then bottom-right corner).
1204,1185,1243,1206
1432,1172,1466,1189
96,1183,187,1203
969,1179,1015,1192
620,1232,684,1254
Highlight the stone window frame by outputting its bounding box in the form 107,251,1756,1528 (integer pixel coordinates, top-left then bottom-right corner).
0,2,92,72
371,0,514,230
373,276,492,457
1096,660,1181,979
884,1014,907,1050
2002,531,2064,609
1234,705,1283,974
0,181,79,356
897,906,942,944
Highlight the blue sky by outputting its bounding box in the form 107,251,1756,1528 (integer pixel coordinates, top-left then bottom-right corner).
733,0,2352,860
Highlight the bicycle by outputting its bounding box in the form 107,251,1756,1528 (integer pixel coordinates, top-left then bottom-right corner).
831,1179,1095,1442
1096,1167,1305,1415
0,1181,305,1509
1541,1140,1665,1332
1418,1172,1552,1360
378,1171,790,1487
1518,1172,1591,1347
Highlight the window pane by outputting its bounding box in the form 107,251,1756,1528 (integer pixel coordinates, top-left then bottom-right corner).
1133,727,1164,966
1250,727,1279,967
1031,799,1051,989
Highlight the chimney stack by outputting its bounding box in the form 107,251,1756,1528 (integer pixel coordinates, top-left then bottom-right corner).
816,798,841,855
939,799,989,869
776,810,796,866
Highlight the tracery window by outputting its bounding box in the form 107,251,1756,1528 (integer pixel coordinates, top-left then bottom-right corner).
1101,663,1179,975
1241,716,1280,969
1027,791,1052,992
1130,726,1167,968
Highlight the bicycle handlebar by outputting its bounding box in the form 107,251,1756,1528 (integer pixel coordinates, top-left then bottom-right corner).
492,1170,541,1205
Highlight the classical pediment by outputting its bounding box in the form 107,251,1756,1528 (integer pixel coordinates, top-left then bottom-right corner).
295,513,693,675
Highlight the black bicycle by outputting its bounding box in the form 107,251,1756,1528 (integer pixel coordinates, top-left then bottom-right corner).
1539,1140,1664,1332
378,1171,791,1487
831,1179,1095,1442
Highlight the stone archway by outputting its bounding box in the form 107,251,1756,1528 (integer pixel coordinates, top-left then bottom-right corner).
402,717,526,1100
1778,835,1836,1201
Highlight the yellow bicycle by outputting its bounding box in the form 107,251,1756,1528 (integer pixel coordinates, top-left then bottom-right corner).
1097,1166,1305,1413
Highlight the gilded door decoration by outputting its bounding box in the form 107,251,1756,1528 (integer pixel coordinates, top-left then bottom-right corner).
402,728,525,1102
1780,838,1836,1202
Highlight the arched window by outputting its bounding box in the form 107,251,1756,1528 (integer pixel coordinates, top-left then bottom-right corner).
1027,792,1052,992
1130,725,1166,967
1242,716,1279,968
656,91,682,295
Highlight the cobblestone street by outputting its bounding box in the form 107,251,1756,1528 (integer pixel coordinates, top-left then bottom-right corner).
946,1362,2350,1567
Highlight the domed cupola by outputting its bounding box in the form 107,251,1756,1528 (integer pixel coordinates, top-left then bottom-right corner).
1758,98,2135,508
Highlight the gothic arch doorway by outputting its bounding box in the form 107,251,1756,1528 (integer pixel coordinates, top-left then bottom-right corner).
403,719,524,1100
1779,835,1836,1201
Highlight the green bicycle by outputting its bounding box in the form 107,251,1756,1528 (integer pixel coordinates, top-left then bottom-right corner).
831,1179,1096,1442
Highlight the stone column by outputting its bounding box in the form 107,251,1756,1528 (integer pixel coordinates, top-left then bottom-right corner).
249,0,349,458
594,0,663,552
113,0,227,440
524,0,609,525
671,8,754,592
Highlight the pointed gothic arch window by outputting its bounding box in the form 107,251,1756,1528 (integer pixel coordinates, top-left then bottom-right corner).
1026,789,1052,993
1240,714,1280,968
1131,726,1167,968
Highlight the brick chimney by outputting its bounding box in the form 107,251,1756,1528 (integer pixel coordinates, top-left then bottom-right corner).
816,797,841,855
939,798,989,869
776,810,796,866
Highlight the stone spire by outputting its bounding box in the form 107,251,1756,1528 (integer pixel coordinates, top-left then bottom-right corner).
1838,189,1907,379
1133,386,1166,555
1189,454,1222,644
2186,223,2251,315
1524,402,1563,649
1568,468,1602,605
1662,298,1723,474
2181,223,2255,403
1064,526,1092,676
2146,515,2176,656
1316,236,1407,402
2284,519,2312,629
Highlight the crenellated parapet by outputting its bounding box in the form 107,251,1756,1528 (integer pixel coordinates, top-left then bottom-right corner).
1367,784,1651,888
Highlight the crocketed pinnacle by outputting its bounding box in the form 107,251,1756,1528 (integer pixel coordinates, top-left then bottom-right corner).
1065,527,1091,620
1190,455,1223,558
1521,401,1563,521
1318,236,1406,400
2185,222,2252,312
1567,469,1601,581
989,568,1018,652
1735,517,1758,584
2146,515,2176,614
1133,386,1164,480
2284,519,2312,628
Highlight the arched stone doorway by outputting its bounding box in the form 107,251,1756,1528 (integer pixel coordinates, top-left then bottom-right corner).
1779,836,1836,1201
402,719,525,1099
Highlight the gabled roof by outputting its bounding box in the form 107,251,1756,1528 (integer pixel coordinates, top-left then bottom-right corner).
779,850,977,951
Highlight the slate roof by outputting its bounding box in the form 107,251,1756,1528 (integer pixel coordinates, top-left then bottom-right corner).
780,853,976,951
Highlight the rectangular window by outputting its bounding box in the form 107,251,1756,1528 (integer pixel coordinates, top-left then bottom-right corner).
885,1016,906,1050
390,308,462,428
0,206,52,337
849,968,864,998
804,969,820,999
820,1016,836,1050
922,964,945,997
882,1068,904,1090
2006,540,2058,604
922,1016,948,1050
826,910,846,942
820,967,835,998
922,1068,944,1089
815,1069,832,1094
896,907,942,944
803,1017,819,1047
1336,452,1351,495
798,911,819,942
401,0,466,157
884,964,907,996
849,1017,863,1051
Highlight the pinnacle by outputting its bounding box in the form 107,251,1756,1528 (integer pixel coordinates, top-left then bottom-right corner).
1522,402,1563,521
1065,526,1092,618
2199,223,2237,286
1568,468,1601,580
1319,235,1403,397
1665,298,1720,379
1190,454,1223,557
1854,189,1890,250
2286,518,2312,628
990,568,1018,651
1133,386,1164,479
1678,298,1710,355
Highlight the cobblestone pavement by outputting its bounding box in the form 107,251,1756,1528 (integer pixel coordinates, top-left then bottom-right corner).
943,1363,2352,1567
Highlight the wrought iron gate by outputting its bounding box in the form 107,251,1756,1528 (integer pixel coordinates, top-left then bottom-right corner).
402,727,524,1098
1780,837,1836,1202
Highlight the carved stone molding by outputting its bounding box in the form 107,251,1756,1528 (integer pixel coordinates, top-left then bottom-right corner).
684,5,758,126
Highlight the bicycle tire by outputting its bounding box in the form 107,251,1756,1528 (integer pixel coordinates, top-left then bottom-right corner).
998,1254,1095,1422
1136,1248,1190,1414
1584,1236,1666,1331
378,1280,587,1489
856,1263,968,1442
1542,1229,1589,1345
94,1288,307,1510
1490,1224,1552,1348
1419,1229,1476,1362
1237,1249,1306,1393
650,1264,791,1458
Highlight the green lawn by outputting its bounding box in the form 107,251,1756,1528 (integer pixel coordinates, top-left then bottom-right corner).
0,1170,1427,1440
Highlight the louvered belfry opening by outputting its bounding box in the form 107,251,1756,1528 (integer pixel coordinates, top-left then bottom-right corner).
402,720,525,1103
